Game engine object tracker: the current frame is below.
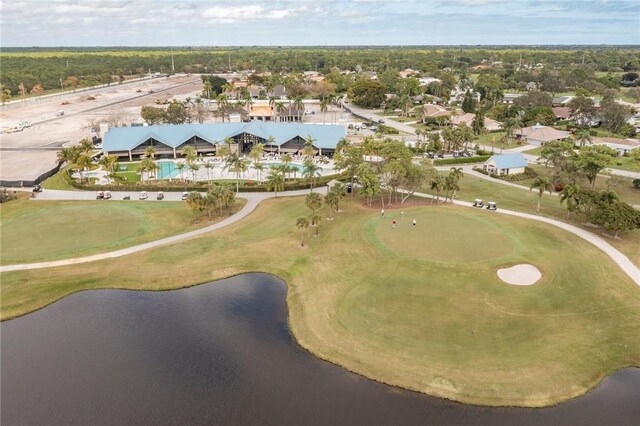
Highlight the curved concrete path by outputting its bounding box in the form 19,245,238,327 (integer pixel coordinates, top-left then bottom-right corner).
3,186,638,287
0,188,324,273
410,191,640,286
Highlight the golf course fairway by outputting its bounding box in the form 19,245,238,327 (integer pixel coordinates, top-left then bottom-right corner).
1,196,638,407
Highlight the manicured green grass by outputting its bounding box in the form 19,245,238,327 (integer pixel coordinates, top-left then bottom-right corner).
609,155,640,173
1,197,638,408
475,132,522,149
523,146,544,155
0,198,245,264
40,166,76,190
422,172,640,265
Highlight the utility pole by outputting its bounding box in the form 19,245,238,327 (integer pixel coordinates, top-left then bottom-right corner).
171,49,175,72
228,53,231,72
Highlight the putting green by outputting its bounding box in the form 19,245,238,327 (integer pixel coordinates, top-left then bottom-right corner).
372,209,513,263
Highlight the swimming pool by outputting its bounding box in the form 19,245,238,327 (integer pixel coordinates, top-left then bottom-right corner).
157,162,181,179
264,162,304,172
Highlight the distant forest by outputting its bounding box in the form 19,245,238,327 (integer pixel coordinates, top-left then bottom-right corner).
1,46,639,96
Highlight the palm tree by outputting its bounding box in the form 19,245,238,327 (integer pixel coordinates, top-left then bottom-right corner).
266,168,285,198
99,154,119,177
176,162,185,181
275,101,286,122
190,162,200,182
330,183,347,212
76,154,92,183
430,175,445,204
324,191,338,220
449,167,464,183
144,146,157,159
204,161,214,183
202,80,213,99
293,96,305,122
302,158,322,192
320,98,329,124
575,129,592,147
78,138,94,154
223,152,245,193
305,192,324,226
559,183,581,220
311,214,322,236
529,176,554,213
443,175,460,203
254,162,264,183
295,216,310,247
281,153,293,178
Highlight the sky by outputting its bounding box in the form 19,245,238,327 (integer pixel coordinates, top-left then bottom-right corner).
1,0,639,47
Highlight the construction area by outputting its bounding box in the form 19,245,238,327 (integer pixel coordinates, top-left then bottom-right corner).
0,75,203,186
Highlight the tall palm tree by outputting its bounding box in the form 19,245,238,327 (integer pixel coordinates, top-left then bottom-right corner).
76,154,92,183
449,167,464,183
266,168,285,198
275,102,286,122
176,162,185,181
559,183,581,220
430,175,445,204
144,146,157,159
204,161,214,183
529,176,554,213
223,152,245,193
190,162,200,182
293,96,305,122
324,191,338,220
305,192,324,226
330,183,347,212
100,154,119,177
78,138,94,154
320,98,329,124
302,158,322,192
295,216,309,247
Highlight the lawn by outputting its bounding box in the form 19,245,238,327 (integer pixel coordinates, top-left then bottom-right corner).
475,132,523,149
40,166,77,190
0,198,245,264
1,197,638,408
609,155,640,173
421,172,640,265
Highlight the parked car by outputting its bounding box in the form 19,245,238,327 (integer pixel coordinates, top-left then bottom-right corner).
473,199,484,208
139,191,148,200
32,185,42,193
181,191,189,200
157,191,164,200
378,119,385,123
437,153,445,159
486,201,497,211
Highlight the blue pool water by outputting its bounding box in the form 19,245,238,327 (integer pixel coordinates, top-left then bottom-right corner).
156,162,180,179
265,162,304,172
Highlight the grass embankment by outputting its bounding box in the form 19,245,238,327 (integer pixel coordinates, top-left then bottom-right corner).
1,197,638,407
422,172,640,266
0,198,245,265
40,166,76,190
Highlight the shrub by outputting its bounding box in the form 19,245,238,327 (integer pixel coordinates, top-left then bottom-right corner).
476,148,492,156
433,155,490,165
633,178,640,188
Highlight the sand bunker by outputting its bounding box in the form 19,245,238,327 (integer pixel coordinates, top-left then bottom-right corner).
497,264,542,286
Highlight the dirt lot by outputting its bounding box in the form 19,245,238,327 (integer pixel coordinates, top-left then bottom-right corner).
0,75,203,183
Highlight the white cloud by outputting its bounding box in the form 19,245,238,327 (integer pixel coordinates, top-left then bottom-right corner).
202,5,293,23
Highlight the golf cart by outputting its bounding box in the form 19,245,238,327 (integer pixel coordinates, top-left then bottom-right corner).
473,199,484,208
486,201,497,211
139,191,148,200
157,191,164,200
103,191,112,199
32,185,42,193
181,191,189,200
96,191,104,199
123,195,131,200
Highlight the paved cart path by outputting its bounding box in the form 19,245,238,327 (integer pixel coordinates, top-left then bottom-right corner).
2,187,638,287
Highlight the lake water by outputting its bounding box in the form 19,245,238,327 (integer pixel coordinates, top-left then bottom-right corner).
1,273,638,425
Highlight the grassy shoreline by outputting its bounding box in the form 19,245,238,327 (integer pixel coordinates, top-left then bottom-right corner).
2,197,637,407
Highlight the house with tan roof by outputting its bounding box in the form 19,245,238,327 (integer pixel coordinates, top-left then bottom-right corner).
451,113,502,131
515,124,571,146
591,137,640,156
420,104,450,122
552,107,572,120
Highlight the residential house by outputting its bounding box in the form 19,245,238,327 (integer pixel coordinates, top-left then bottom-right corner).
451,113,502,131
483,153,528,175
502,94,522,105
591,137,640,156
515,124,571,146
552,107,572,121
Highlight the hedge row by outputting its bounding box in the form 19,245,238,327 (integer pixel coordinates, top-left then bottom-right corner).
65,169,347,193
433,155,490,165
472,166,537,182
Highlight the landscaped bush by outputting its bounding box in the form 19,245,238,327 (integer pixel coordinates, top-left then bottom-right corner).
498,167,538,182
633,178,640,188
475,148,492,156
63,168,347,193
433,155,490,165
375,124,399,135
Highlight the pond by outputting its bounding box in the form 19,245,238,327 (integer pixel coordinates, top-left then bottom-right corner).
1,273,638,425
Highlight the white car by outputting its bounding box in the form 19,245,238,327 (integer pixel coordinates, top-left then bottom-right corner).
139,191,148,200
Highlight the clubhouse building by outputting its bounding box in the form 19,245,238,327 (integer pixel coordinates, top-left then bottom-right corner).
102,122,346,161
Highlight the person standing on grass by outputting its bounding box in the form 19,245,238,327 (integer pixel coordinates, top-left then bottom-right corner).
412,218,416,227
392,219,396,229
381,208,385,217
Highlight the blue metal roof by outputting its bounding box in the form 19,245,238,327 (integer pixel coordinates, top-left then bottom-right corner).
103,122,346,152
488,153,528,169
